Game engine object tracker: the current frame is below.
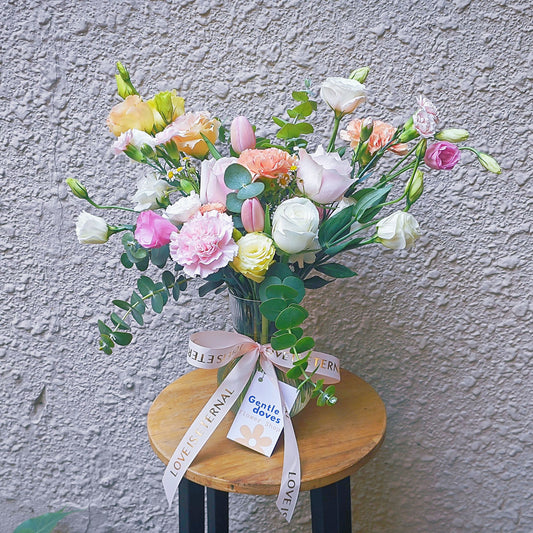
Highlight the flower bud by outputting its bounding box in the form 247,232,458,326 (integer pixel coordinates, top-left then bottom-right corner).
241,198,265,233
415,138,427,158
360,118,374,142
349,67,370,84
76,211,110,244
230,116,256,154
66,178,89,200
406,170,424,204
435,128,469,143
115,61,138,99
398,116,420,143
148,90,185,131
477,152,501,174
376,211,420,250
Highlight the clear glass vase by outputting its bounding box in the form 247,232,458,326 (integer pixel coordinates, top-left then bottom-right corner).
217,293,313,416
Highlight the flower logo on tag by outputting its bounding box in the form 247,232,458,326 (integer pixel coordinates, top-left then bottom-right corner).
235,424,272,454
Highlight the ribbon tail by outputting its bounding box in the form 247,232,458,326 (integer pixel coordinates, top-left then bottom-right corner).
162,349,259,508
261,357,301,523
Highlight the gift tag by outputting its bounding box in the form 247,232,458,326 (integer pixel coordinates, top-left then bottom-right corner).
227,371,299,457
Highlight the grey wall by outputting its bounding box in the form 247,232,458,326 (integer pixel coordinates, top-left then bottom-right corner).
1,0,531,532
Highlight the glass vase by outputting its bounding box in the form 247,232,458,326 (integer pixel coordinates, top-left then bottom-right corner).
217,293,313,416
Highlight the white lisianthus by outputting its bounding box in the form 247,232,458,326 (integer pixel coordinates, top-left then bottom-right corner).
112,129,157,155
165,192,201,224
297,145,352,204
320,77,366,115
231,233,276,283
376,211,420,250
75,211,109,244
272,197,320,255
132,175,168,211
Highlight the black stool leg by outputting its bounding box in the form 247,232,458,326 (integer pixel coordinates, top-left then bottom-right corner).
207,488,229,533
310,477,352,533
179,478,205,533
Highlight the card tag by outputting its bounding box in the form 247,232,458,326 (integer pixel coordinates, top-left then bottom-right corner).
227,371,299,457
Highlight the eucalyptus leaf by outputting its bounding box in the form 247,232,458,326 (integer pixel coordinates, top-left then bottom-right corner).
258,276,282,301
98,320,111,335
134,255,149,271
120,253,133,269
236,181,265,200
137,276,156,297
112,299,131,311
276,122,314,140
162,271,175,288
130,292,146,313
111,331,133,346
292,90,309,102
259,298,288,321
224,163,252,189
225,192,245,213
150,245,170,268
286,366,304,379
151,293,165,313
110,313,130,330
282,276,305,303
294,336,315,353
265,284,298,301
271,332,297,351
275,304,308,330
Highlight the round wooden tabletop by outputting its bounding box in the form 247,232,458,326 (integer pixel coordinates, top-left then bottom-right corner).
147,368,386,495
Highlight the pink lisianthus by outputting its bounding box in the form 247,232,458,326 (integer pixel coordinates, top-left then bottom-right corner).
413,95,439,138
169,211,238,278
135,210,177,249
112,129,156,155
200,157,237,206
424,141,461,170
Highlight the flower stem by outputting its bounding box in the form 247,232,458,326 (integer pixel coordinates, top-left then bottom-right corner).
326,115,342,153
87,198,138,213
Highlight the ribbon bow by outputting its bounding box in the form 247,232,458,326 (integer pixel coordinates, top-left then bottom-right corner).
162,331,340,523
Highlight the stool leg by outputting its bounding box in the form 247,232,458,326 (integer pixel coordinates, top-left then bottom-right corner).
310,477,352,533
179,478,205,533
207,488,229,533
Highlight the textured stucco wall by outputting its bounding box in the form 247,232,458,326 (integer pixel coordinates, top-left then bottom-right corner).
1,0,531,531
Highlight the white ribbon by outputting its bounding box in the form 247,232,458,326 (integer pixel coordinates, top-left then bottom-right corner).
162,330,340,523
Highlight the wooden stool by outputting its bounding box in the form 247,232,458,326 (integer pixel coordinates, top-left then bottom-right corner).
147,368,386,533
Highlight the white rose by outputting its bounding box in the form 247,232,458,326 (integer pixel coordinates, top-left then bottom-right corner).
75,211,109,244
297,145,353,204
320,77,366,115
376,211,420,250
112,129,156,155
132,175,168,211
272,197,319,255
165,192,201,224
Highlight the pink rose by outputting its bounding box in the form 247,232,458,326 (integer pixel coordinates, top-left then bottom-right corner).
134,210,177,249
169,211,238,278
200,157,237,206
424,141,461,170
296,146,352,204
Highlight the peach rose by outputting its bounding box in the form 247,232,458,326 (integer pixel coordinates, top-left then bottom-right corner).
238,148,296,180
340,119,408,155
155,112,220,158
106,95,154,137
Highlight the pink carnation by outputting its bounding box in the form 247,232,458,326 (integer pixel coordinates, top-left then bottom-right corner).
135,210,177,249
169,211,238,278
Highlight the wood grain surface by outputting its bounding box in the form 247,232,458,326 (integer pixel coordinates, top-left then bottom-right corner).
147,368,386,495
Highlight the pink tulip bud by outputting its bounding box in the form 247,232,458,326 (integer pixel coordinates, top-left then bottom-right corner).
230,116,256,154
241,198,264,233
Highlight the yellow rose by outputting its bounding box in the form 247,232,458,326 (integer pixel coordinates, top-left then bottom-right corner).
231,233,275,283
106,95,154,137
147,90,185,131
161,112,220,158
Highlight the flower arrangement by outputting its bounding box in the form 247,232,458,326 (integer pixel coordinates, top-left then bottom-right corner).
67,62,500,405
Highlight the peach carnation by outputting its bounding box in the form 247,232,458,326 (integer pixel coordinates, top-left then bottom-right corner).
340,119,408,156
199,202,226,215
238,148,296,180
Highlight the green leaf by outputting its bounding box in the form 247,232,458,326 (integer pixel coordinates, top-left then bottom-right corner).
271,332,297,350
172,283,181,301
282,276,305,303
276,122,314,140
110,313,130,330
352,185,392,222
151,293,165,313
292,327,303,340
111,331,133,346
275,304,308,330
225,192,245,213
288,100,317,118
259,276,282,301
266,263,293,280
14,510,72,533
200,132,222,160
98,320,111,335
272,116,287,127
134,255,149,271
293,353,309,367
162,270,175,288
315,263,357,278
137,276,156,297
150,245,170,268
259,298,288,321
130,292,146,313
265,284,298,301
318,205,355,247
199,279,224,297
294,336,315,353
286,366,304,379
236,181,265,200
304,276,332,289
112,299,131,311
224,163,252,189
131,308,144,326
324,237,364,256
120,253,133,269
292,90,309,102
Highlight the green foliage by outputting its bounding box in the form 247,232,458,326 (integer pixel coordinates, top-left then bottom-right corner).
14,510,72,533
315,263,357,279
